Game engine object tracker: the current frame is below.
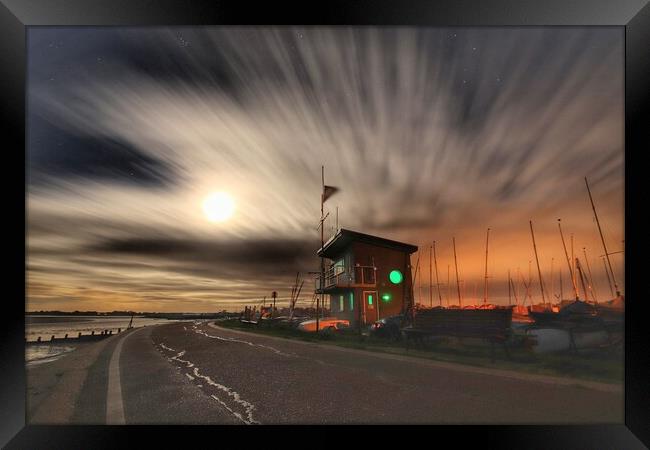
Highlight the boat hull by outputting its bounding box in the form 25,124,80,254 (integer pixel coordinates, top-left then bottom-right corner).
526,328,610,353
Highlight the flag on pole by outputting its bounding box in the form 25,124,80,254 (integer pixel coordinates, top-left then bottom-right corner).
322,185,339,203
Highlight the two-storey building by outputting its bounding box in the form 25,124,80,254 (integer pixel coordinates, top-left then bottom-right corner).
316,228,418,327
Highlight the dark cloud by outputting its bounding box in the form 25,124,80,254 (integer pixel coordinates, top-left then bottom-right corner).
89,236,318,275
27,114,176,187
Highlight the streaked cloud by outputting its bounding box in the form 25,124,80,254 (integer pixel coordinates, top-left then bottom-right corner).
26,27,624,311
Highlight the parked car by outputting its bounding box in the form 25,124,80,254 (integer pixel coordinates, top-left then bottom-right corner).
297,317,350,332
370,314,404,340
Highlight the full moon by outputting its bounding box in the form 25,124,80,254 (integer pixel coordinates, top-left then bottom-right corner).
202,191,235,222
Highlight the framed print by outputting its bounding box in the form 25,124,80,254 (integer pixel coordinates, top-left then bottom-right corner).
2,0,649,448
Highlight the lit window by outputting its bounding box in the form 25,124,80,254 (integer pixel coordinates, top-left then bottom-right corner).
349,292,354,310
339,295,344,312
368,294,373,305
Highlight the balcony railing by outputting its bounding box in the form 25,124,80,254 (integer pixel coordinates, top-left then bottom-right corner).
316,264,377,291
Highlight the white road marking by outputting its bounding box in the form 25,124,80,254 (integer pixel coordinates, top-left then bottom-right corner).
159,343,176,352
193,324,295,357
158,343,260,425
106,329,139,424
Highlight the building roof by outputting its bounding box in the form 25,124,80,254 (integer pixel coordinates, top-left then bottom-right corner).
317,228,418,258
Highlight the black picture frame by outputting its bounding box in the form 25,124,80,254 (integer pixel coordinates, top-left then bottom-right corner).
2,0,648,447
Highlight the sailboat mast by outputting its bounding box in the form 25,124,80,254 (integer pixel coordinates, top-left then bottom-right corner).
447,264,451,307
583,247,598,303
550,257,554,304
529,221,547,304
508,269,512,305
483,228,490,304
433,241,442,306
558,219,579,300
585,177,620,296
511,273,519,305
528,260,532,304
576,258,589,302
516,267,521,305
453,237,462,308
429,245,433,307
418,251,422,304
602,256,614,297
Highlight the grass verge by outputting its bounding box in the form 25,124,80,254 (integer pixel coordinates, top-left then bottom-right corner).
215,319,623,385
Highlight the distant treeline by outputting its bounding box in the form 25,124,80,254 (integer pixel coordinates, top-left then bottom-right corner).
26,310,140,316
143,312,237,320
26,310,236,318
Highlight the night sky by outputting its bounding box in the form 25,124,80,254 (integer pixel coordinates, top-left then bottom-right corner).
26,27,624,312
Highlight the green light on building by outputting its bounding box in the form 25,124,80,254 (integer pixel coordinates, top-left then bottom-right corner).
389,270,403,284
381,293,391,302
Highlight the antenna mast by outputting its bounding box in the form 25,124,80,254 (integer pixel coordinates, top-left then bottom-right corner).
318,166,324,332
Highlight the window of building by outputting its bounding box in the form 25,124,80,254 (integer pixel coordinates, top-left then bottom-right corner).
333,257,345,275
339,295,345,312
349,292,354,310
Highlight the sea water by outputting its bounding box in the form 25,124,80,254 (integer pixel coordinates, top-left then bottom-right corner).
25,315,184,364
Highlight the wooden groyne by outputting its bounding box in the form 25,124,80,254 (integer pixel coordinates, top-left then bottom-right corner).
25,328,126,345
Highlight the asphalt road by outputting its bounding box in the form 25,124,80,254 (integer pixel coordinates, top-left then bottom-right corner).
28,321,623,425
